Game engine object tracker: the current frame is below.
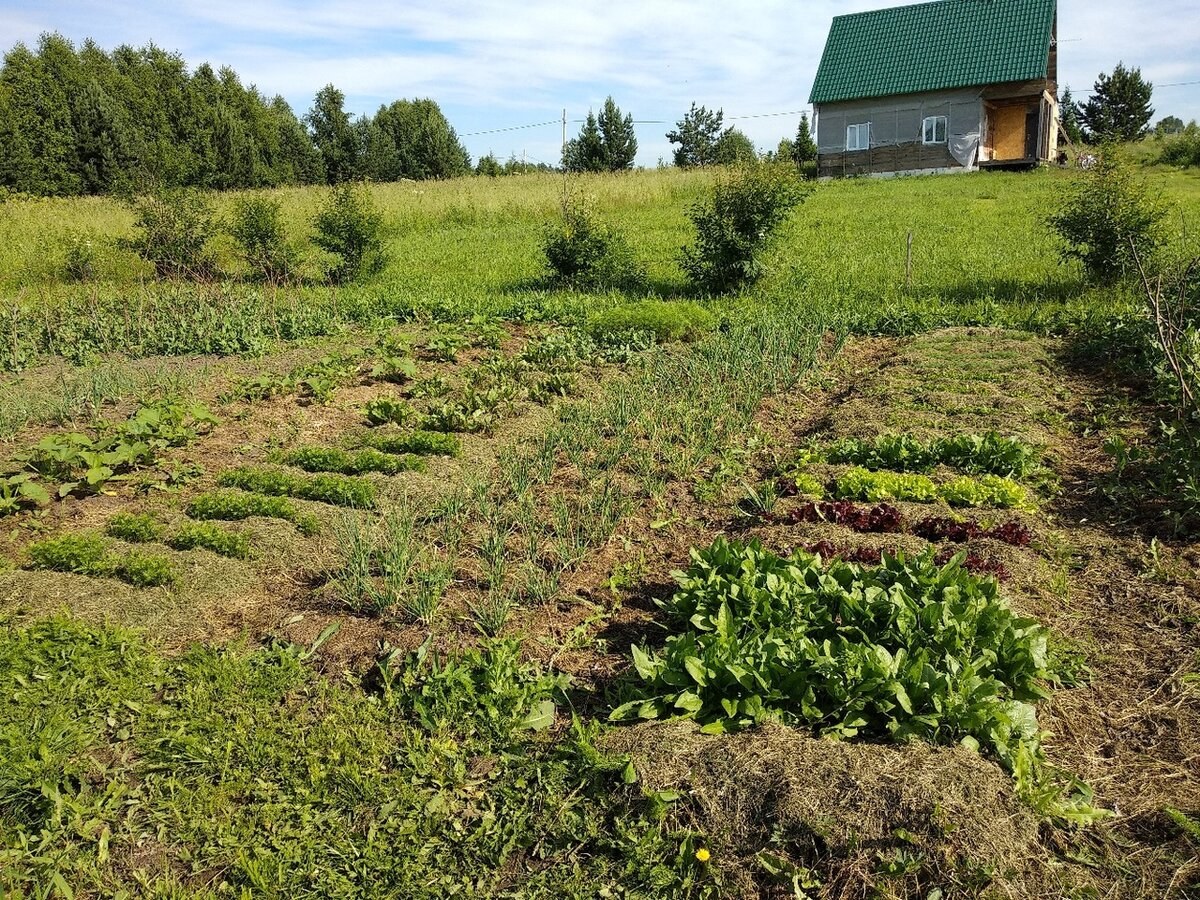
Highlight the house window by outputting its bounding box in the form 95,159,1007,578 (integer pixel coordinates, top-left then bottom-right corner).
923,115,948,144
846,122,870,151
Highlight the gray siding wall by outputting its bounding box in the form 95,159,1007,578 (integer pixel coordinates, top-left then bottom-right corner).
815,88,983,154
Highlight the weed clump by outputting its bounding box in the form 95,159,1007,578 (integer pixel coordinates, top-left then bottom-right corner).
588,300,715,344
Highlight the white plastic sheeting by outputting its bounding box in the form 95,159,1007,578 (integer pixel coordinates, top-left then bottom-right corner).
948,132,980,167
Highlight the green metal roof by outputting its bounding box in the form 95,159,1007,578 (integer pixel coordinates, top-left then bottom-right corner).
809,0,1055,104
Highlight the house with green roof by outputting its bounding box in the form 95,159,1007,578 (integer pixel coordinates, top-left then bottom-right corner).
809,0,1060,177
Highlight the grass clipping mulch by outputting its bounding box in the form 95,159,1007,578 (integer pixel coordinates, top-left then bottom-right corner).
604,720,1060,898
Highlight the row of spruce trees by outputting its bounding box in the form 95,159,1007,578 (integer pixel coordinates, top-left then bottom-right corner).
0,35,472,197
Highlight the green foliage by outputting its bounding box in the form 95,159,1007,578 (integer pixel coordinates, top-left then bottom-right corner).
26,532,174,587
834,467,1032,508
588,300,715,344
218,466,377,508
368,97,472,181
123,189,218,279
1079,62,1155,142
364,397,418,427
563,97,638,173
825,431,1040,478
306,84,357,185
667,103,725,168
681,162,808,293
106,512,164,543
1058,88,1084,145
542,193,645,289
9,400,215,499
360,429,461,457
0,618,703,897
229,194,300,283
312,181,387,283
0,473,50,517
1159,122,1200,169
611,538,1097,820
0,37,323,197
283,445,425,475
117,551,175,587
167,521,252,559
713,128,757,165
1049,150,1167,284
58,228,104,281
793,113,818,167
186,490,320,535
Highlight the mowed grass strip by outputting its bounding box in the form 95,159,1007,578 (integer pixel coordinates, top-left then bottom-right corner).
217,466,376,508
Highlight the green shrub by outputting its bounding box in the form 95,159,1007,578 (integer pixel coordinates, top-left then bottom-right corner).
218,467,376,508
59,229,105,282
588,300,715,344
611,538,1097,821
312,182,387,284
107,512,165,543
283,446,425,476
186,491,320,535
229,195,300,283
681,162,808,293
123,189,218,280
361,429,461,457
1048,149,1166,283
542,194,644,290
167,522,252,559
1159,122,1200,168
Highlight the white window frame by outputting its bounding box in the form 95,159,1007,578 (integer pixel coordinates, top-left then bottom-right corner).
922,115,948,144
846,122,870,152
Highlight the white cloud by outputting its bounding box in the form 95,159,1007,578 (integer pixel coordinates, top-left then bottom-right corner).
4,0,1197,166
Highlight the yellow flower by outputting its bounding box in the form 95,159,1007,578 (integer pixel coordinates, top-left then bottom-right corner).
695,848,711,863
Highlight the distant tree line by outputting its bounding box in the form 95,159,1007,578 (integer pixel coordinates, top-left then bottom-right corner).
0,34,472,196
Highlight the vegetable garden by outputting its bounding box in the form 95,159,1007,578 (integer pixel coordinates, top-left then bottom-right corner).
1,164,1199,898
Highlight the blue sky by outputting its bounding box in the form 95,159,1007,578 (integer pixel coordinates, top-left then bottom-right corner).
2,0,1197,168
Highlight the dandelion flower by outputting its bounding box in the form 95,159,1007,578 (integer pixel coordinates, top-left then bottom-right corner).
695,848,711,863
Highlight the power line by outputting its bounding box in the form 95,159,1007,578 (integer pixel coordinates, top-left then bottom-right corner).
461,119,560,137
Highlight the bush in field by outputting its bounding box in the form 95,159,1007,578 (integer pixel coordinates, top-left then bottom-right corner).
229,195,300,283
542,193,645,290
588,300,715,344
1048,149,1166,283
312,181,388,283
681,162,809,293
1159,122,1200,169
59,229,105,281
123,189,218,279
